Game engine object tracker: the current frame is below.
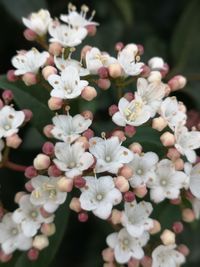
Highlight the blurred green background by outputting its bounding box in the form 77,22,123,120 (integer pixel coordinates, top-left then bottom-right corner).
0,0,200,266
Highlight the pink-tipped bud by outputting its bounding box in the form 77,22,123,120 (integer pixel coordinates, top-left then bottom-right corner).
0,251,12,262
22,72,37,86
152,117,167,132
119,166,133,179
0,99,4,109
81,45,92,59
115,176,130,192
2,90,13,103
108,105,119,116
160,229,175,245
43,124,54,138
97,78,111,90
149,220,161,234
25,181,34,192
42,142,54,156
25,166,38,179
108,64,122,78
69,197,81,213
140,256,152,267
82,128,94,139
23,109,33,122
124,191,135,202
102,248,114,262
40,207,53,218
177,244,190,256
81,86,97,101
49,42,62,56
170,198,181,205
23,29,37,41
167,148,180,161
48,164,62,177
81,110,93,120
172,221,184,234
148,71,162,83
78,211,88,222
129,142,142,154
33,235,49,250
45,55,54,66
160,132,175,147
74,176,86,188
124,92,135,102
48,97,63,110
6,69,18,82
160,63,169,77
98,67,109,79
168,75,187,92
182,208,195,223
137,44,144,55
128,258,140,267
57,177,73,192
110,209,122,225
6,134,22,149
76,136,89,150
134,186,148,198
174,158,184,171
41,223,56,236
27,248,39,261
14,191,26,204
111,130,126,142
141,65,151,77
42,66,57,80
185,190,194,200
33,154,51,170
86,25,97,36
115,42,124,52
124,125,136,138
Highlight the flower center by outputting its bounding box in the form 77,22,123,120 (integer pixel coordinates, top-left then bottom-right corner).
136,168,143,175
69,161,76,168
4,124,11,130
124,100,143,122
105,156,111,162
11,227,18,236
160,178,168,186
30,210,38,219
96,193,103,201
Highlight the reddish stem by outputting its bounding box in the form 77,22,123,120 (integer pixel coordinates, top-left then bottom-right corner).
4,161,27,172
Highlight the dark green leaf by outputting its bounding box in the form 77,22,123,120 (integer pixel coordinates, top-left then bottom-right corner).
112,0,134,26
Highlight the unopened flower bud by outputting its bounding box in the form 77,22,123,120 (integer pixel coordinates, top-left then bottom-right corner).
41,223,56,236
168,75,187,92
134,186,148,198
69,197,81,213
148,71,162,83
172,221,184,234
40,207,52,218
49,42,62,56
160,229,175,245
33,154,51,170
110,209,122,225
81,45,92,59
115,42,124,52
124,92,135,101
177,244,190,256
42,142,54,156
43,124,54,138
82,128,94,139
27,248,39,261
33,235,49,250
152,117,167,131
128,258,140,267
48,97,63,110
25,181,34,192
102,248,114,262
140,65,150,78
170,198,181,205
124,125,136,137
45,55,54,66
23,29,37,41
76,136,89,150
57,177,73,192
137,44,144,55
149,220,161,234
174,158,184,170
0,251,12,262
23,109,33,122
182,208,195,223
74,176,86,188
167,148,180,161
129,142,142,154
108,64,122,78
48,164,62,177
78,211,88,222
6,134,22,149
81,110,93,120
124,191,135,202
98,67,109,78
7,69,18,82
160,132,175,147
140,256,152,267
14,191,26,204
25,166,38,179
81,86,97,101
0,99,4,109
2,90,13,103
148,57,165,70
111,130,126,142
86,25,97,36
114,176,129,192
119,166,133,179
22,72,37,86
97,78,111,90
108,105,118,116
42,66,57,80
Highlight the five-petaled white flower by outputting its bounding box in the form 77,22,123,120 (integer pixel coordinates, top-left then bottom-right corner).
12,48,49,76
118,44,144,76
48,66,88,99
13,194,54,237
51,114,92,143
54,141,94,178
106,228,149,264
0,213,32,255
0,139,4,162
60,3,99,28
89,136,133,174
121,200,153,237
184,162,200,199
30,175,67,213
22,9,52,36
152,245,185,267
175,125,200,163
112,96,151,127
79,175,122,219
0,106,25,138
147,159,188,203
127,151,159,188
48,20,87,47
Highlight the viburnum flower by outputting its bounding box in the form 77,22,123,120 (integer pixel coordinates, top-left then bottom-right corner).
159,97,187,130
152,244,185,267
11,48,49,75
79,175,122,219
13,195,54,237
147,159,188,203
112,96,151,127
0,106,25,138
0,213,32,254
22,9,52,36
60,3,99,28
30,175,67,213
48,66,88,99
89,136,133,174
54,141,94,178
117,44,144,76
127,151,159,188
175,125,200,163
136,78,166,117
51,114,92,143
48,20,87,47
0,139,4,161
106,228,149,264
121,200,154,237
85,47,117,74
184,162,200,199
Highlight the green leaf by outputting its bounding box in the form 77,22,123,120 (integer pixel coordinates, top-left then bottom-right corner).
0,0,47,22
0,75,53,135
112,0,134,26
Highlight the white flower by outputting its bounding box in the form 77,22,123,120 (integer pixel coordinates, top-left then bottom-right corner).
152,245,185,267
80,175,122,219
13,195,54,237
30,175,67,213
184,162,200,199
106,228,149,264
148,57,165,70
175,125,200,163
54,141,94,178
112,96,151,127
54,56,89,76
89,136,133,174
127,151,159,188
118,44,144,76
136,78,166,117
159,97,186,131
0,139,4,162
48,20,87,47
22,9,52,36
12,48,49,76
48,66,88,99
121,200,153,237
0,213,32,254
0,106,25,138
51,114,92,143
60,3,99,28
191,198,200,219
85,47,117,74
147,159,188,203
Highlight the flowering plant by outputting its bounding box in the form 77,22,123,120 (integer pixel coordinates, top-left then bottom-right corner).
0,2,200,267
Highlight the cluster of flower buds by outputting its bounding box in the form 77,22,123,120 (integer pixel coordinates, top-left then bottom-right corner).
1,3,200,266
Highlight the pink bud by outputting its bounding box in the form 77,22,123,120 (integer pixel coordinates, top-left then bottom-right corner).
174,158,184,171
185,190,194,200
182,208,195,223
160,229,175,245
0,250,12,262
57,177,73,192
172,221,184,234
23,109,33,122
128,258,140,267
25,166,38,179
124,92,135,102
81,86,97,101
111,130,126,142
27,248,39,261
81,45,92,59
6,134,22,149
23,29,37,41
114,176,129,192
167,148,180,161
140,65,151,77
32,235,49,250
14,191,26,204
69,197,81,212
47,164,62,177
48,97,63,110
86,25,97,36
168,75,187,92
42,66,57,80
108,105,119,116
78,211,88,222
129,142,142,154
22,72,37,86
2,90,13,103
98,67,109,78
108,64,122,78
6,69,18,82
41,223,56,236
149,220,161,235
49,42,62,56
43,124,54,138
40,208,53,218
177,244,190,256
170,198,181,205
124,125,136,137
137,44,144,55
160,132,175,147
33,154,51,170
115,42,124,52
134,186,148,198
110,209,122,225
97,78,111,90
102,248,114,262
160,63,169,77
42,142,54,156
140,256,152,267
76,136,89,150
74,176,86,188
0,99,4,109
82,128,94,139
119,166,133,179
124,191,135,202
25,181,34,192
152,117,167,131
81,110,93,120
45,55,54,66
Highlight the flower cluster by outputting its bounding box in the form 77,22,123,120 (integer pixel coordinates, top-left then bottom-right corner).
1,3,200,266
